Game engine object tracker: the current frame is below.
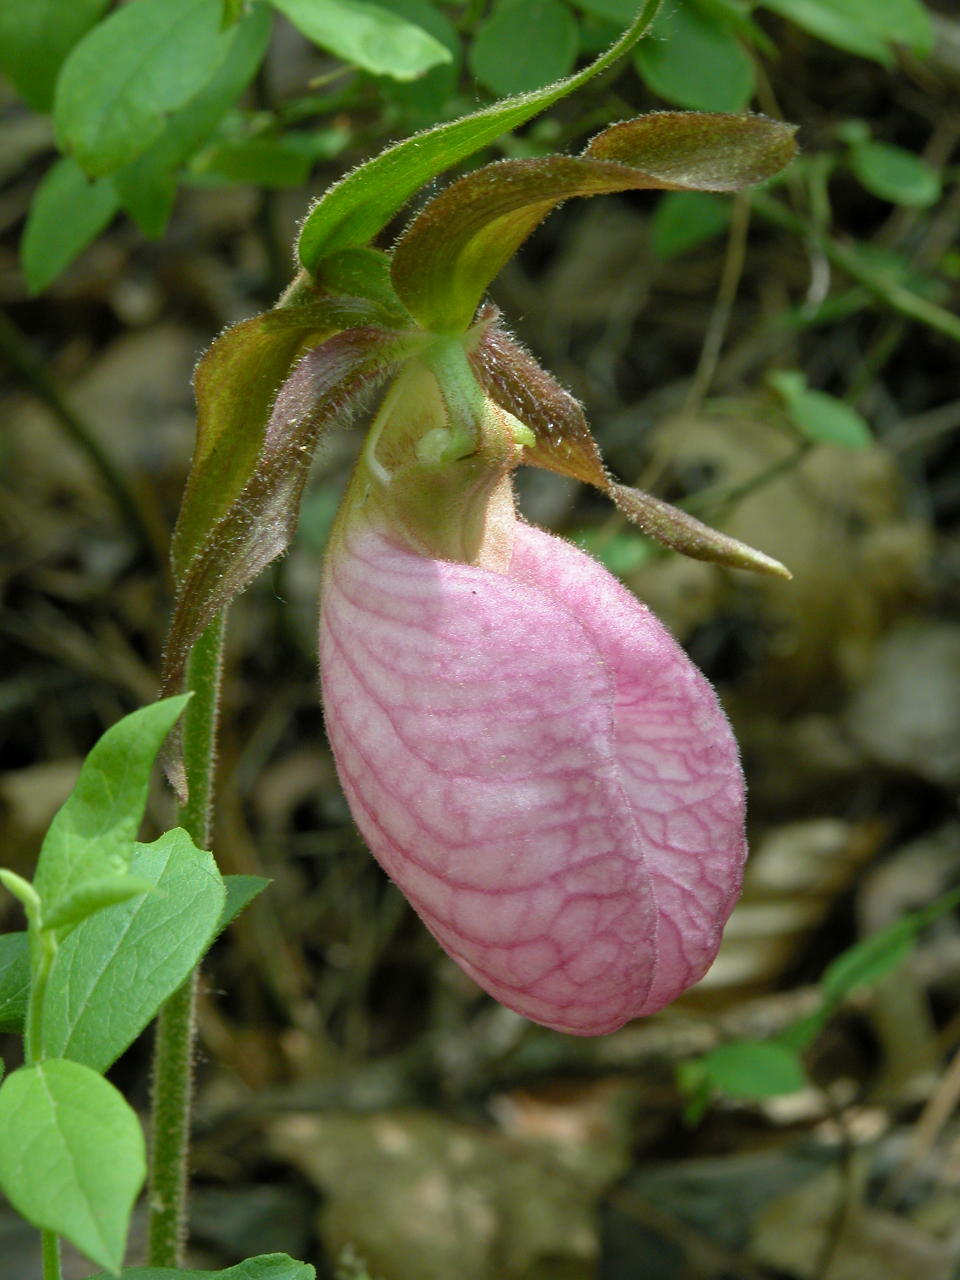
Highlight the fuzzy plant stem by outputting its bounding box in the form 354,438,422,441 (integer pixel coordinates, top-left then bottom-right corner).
147,614,225,1267
25,923,64,1280
41,1231,61,1280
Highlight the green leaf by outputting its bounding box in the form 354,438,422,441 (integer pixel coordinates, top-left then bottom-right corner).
42,830,225,1072
782,886,960,1050
0,933,30,1034
699,1040,808,1097
470,0,579,96
0,0,108,111
268,0,451,80
651,189,732,257
391,111,797,332
376,0,461,124
113,2,273,236
768,370,873,449
20,156,120,294
54,0,236,176
33,696,190,918
821,923,915,1004
634,0,754,111
218,874,271,934
297,0,663,269
0,1059,145,1272
822,887,960,1005
198,137,315,188
572,0,640,21
42,875,157,935
849,140,941,208
573,528,655,574
760,0,932,64
87,1255,316,1279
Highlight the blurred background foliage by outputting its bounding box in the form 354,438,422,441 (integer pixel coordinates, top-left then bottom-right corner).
1,0,959,1276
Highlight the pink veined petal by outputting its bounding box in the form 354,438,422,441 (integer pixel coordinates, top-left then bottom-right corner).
509,523,746,1013
319,519,746,1035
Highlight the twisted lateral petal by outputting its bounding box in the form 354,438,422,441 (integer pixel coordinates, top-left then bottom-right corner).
320,522,746,1035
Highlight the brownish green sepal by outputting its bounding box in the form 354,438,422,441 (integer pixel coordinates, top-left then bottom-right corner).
470,318,790,579
391,112,798,334
171,292,399,580
609,484,792,579
162,325,423,706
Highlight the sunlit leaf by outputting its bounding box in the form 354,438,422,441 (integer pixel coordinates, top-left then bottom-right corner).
218,875,271,935
0,1059,144,1272
822,886,960,1004
377,0,461,123
54,0,235,175
760,0,932,64
768,370,873,449
268,0,451,80
0,933,30,1034
199,137,315,188
87,1256,316,1279
42,832,225,1070
113,2,272,236
33,697,189,919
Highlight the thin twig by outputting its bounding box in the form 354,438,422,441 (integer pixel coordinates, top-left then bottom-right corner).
684,191,752,413
752,192,960,345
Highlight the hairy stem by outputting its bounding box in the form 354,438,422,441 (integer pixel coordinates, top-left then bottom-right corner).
41,1229,61,1280
147,615,225,1267
684,191,751,412
25,921,62,1280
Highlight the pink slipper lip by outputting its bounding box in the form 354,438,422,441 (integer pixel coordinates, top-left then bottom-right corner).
320,517,746,1036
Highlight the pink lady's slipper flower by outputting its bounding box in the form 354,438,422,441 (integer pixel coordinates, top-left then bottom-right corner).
164,107,795,1035
319,346,759,1036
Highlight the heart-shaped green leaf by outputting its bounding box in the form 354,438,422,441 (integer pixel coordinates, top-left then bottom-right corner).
0,1059,145,1272
41,831,225,1071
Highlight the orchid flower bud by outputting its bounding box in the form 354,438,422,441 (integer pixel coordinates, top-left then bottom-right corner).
319,343,746,1036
